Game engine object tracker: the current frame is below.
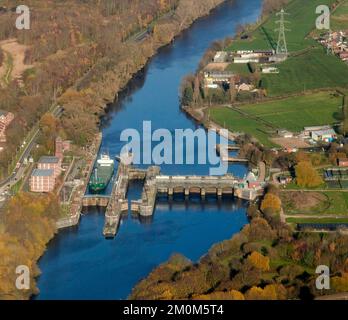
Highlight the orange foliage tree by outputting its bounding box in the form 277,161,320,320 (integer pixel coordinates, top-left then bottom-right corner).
261,193,281,214
247,251,270,272
295,161,323,188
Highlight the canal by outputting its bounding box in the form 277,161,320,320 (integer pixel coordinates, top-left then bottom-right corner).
36,0,263,300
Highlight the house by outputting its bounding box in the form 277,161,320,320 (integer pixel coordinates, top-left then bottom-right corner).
213,51,228,63
233,57,259,64
262,67,279,74
303,125,332,137
203,71,234,87
0,110,14,143
254,49,275,56
30,169,56,193
269,54,287,63
311,128,337,143
246,172,261,189
38,156,62,178
338,158,348,167
278,176,292,185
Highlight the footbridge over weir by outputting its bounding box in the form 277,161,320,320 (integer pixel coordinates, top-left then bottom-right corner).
155,175,240,197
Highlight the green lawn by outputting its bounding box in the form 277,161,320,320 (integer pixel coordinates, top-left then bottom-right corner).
228,0,337,52
210,92,343,146
262,47,348,96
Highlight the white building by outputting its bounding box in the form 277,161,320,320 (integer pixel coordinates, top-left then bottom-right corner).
262,67,279,74
311,128,337,143
213,51,228,63
233,57,259,64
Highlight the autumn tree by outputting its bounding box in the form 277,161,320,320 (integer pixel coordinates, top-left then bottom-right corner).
245,284,287,300
261,193,281,214
247,251,270,272
295,161,323,188
39,113,59,153
0,192,59,299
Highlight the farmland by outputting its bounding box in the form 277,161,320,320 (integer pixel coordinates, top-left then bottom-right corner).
332,0,348,30
262,47,348,96
226,0,348,97
210,91,343,146
228,0,337,52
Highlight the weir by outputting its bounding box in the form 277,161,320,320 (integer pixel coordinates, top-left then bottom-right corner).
80,164,264,238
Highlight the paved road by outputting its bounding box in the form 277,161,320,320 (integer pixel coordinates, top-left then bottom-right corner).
0,105,63,195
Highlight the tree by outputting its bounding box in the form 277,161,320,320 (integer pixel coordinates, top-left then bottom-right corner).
245,284,287,300
331,274,348,292
230,290,245,300
39,113,58,153
261,193,281,214
295,161,323,188
182,86,193,106
247,251,270,272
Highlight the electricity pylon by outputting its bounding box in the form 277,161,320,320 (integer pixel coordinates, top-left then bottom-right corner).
275,9,290,55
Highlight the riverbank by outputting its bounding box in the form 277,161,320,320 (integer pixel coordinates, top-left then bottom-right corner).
126,0,348,300
24,0,230,300
59,0,228,144
34,0,263,300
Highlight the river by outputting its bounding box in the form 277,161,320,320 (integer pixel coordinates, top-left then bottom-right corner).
35,0,263,300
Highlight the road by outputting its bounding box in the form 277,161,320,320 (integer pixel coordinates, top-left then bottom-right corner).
0,105,63,195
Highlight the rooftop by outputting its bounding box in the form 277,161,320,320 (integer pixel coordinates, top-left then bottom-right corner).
31,169,54,177
38,156,60,164
304,125,332,132
312,128,336,136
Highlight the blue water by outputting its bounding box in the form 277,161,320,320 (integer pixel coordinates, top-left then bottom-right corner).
36,0,262,300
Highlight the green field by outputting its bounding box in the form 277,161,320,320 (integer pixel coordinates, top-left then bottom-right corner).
282,191,348,216
227,0,348,97
210,92,343,146
226,63,251,75
228,0,336,52
262,48,348,96
332,0,348,30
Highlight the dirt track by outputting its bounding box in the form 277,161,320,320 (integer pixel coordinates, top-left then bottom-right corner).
0,38,32,86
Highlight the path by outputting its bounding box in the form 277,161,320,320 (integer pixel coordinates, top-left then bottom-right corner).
0,39,32,87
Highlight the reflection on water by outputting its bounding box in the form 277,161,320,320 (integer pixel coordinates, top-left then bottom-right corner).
36,0,263,300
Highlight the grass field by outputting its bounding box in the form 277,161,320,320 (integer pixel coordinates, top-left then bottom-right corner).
227,0,348,97
226,63,251,75
228,0,337,52
281,191,348,216
332,0,348,30
210,92,343,146
262,47,348,96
